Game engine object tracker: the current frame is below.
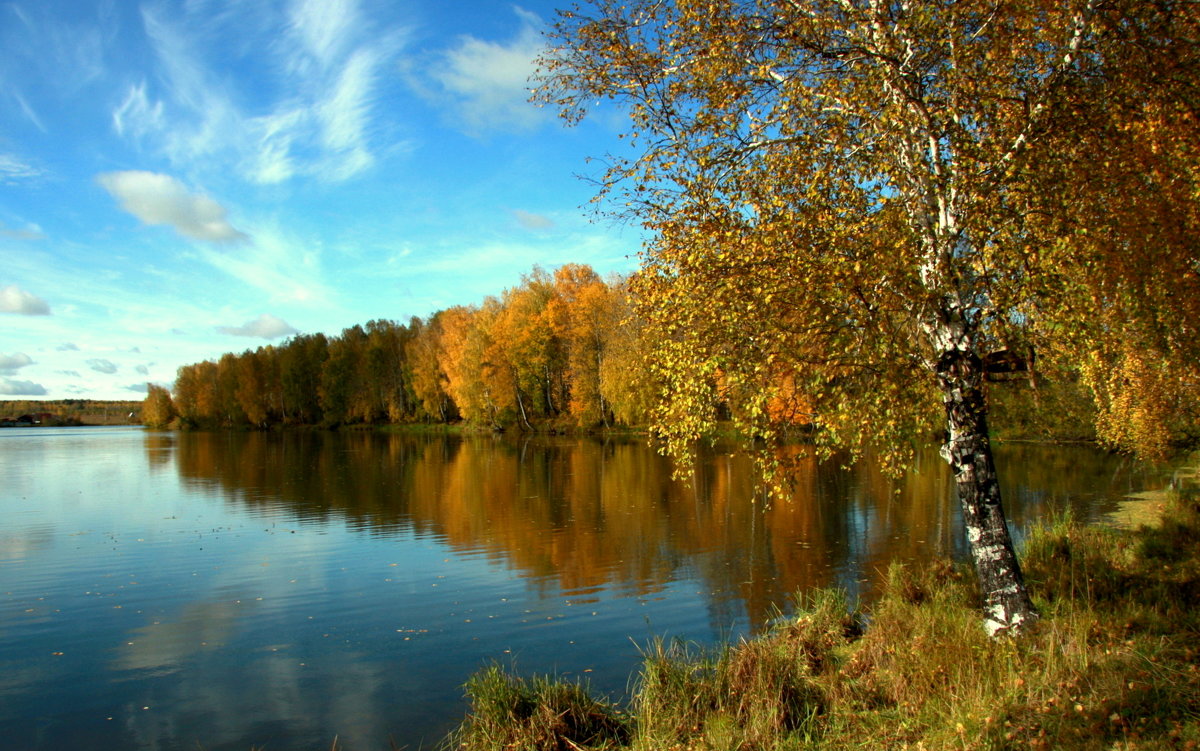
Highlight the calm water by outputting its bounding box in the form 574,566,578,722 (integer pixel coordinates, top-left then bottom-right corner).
0,427,1170,750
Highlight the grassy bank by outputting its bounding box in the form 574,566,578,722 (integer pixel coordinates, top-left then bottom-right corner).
449,484,1200,750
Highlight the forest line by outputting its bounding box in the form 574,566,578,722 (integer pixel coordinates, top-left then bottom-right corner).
143,263,660,432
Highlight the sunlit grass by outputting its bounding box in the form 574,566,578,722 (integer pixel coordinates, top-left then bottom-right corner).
449,488,1200,750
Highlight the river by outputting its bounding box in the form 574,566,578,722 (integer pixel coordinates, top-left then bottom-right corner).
0,426,1171,750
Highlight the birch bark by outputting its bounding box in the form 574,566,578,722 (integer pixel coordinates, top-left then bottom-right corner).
935,330,1038,635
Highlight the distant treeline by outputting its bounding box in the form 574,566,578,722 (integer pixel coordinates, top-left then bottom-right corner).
0,399,142,426
146,264,658,431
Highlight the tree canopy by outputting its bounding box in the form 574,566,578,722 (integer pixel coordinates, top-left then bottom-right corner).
536,0,1200,634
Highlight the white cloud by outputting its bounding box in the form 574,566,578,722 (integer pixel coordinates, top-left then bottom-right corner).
97,170,248,243
135,364,150,375
0,352,33,374
0,284,50,315
0,379,46,396
56,342,79,351
430,8,548,133
87,358,119,375
124,383,150,394
217,313,299,339
512,209,555,230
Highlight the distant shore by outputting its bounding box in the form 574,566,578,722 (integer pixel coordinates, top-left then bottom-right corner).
0,399,142,427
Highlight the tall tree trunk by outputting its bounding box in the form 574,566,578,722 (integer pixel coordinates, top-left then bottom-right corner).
938,346,1039,636
515,387,533,432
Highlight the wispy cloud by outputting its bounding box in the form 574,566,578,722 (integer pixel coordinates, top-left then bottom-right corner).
113,0,407,184
196,223,330,304
0,379,47,396
0,352,33,374
427,8,548,133
288,0,359,69
13,91,47,133
314,47,378,180
216,313,298,339
0,153,44,184
1,2,108,135
98,171,248,243
112,82,165,141
0,284,50,315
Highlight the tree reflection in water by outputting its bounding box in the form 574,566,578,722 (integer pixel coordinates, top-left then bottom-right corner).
166,431,1154,632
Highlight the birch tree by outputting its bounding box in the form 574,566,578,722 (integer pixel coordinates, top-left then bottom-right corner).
537,0,1200,634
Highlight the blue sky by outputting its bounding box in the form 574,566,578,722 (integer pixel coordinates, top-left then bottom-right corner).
0,0,640,400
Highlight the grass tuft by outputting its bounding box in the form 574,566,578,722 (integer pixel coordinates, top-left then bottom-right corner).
449,664,630,751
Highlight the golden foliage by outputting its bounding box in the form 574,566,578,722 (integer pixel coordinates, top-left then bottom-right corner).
537,0,1200,463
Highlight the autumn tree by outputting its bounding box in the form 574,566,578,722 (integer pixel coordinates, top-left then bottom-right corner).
598,276,658,426
1024,18,1200,457
407,313,457,422
439,304,509,427
235,348,271,428
171,364,200,427
364,319,418,422
320,325,367,425
173,359,220,428
548,263,614,426
142,383,177,428
537,0,1200,634
498,269,565,424
279,333,328,425
212,353,246,427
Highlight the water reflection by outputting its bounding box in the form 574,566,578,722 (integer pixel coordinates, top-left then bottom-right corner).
167,431,1154,630
1,428,1169,751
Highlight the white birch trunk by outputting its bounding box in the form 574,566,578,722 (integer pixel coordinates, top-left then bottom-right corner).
935,335,1038,636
